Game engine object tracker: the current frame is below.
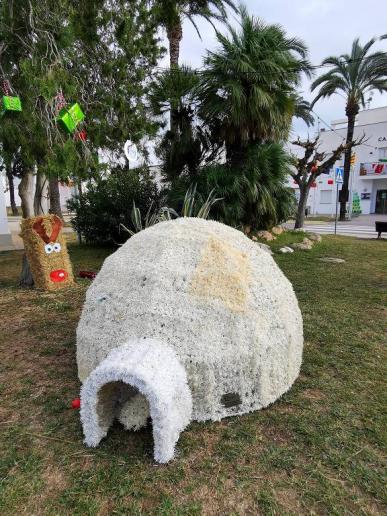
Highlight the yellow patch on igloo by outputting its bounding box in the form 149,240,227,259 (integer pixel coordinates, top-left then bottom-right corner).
189,236,250,312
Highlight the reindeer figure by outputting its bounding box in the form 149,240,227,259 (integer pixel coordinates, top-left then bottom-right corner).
20,214,74,290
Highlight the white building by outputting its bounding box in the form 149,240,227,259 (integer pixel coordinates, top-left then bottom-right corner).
0,181,13,249
290,106,387,216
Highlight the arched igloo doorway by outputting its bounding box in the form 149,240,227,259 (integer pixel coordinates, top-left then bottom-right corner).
80,339,192,463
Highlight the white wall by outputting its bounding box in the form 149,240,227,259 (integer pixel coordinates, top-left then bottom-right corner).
0,178,13,248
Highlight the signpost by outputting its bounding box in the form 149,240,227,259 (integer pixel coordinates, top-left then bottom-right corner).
348,153,356,220
335,167,344,235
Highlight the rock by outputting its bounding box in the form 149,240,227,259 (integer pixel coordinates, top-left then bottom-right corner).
256,230,276,241
319,257,345,263
279,246,294,253
77,218,303,462
306,232,322,242
251,236,257,241
302,237,313,245
271,226,284,235
290,241,313,251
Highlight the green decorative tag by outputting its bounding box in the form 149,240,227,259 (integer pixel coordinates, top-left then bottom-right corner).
1,96,22,116
57,103,85,133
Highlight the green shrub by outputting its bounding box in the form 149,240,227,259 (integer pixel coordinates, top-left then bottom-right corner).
67,167,160,245
168,143,296,231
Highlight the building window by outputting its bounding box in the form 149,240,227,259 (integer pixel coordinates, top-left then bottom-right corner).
320,190,332,204
379,147,387,160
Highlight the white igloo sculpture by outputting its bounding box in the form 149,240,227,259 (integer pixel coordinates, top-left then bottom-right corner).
77,218,303,463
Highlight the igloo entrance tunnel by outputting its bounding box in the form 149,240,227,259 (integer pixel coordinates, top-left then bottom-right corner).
77,218,303,462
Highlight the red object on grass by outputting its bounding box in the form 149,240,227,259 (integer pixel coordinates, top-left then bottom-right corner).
50,269,68,282
328,179,334,185
79,270,96,279
71,398,81,409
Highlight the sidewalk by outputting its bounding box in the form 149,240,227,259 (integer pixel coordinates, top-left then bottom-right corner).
285,214,387,239
305,213,387,229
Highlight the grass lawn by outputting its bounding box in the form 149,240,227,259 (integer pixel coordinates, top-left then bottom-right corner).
0,235,386,515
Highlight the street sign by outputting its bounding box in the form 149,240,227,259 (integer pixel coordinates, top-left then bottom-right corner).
335,167,344,183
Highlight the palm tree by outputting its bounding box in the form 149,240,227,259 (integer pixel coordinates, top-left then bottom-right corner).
311,36,387,220
197,7,312,168
293,95,314,127
150,66,203,181
154,0,238,67
169,143,296,230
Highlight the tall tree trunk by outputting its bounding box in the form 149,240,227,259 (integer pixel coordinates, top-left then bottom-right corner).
49,176,63,218
6,163,18,215
19,254,34,287
34,172,48,215
227,140,245,170
168,21,182,68
167,20,183,132
340,108,358,221
18,167,35,287
18,168,34,218
294,184,310,229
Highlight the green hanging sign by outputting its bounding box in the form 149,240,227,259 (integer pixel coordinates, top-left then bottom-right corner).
57,102,85,133
1,95,22,116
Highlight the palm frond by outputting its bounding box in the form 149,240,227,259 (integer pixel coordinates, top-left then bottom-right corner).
312,36,387,109
197,8,312,143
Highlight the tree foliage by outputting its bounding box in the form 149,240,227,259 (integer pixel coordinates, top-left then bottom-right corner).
311,37,387,114
67,168,160,245
153,0,238,66
150,66,204,182
0,0,163,186
156,9,310,229
197,6,312,166
169,143,296,230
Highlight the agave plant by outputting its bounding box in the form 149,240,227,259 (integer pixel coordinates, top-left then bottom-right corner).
120,186,221,236
181,184,222,219
120,202,178,237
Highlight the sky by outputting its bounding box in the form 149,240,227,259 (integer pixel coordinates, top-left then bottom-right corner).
160,0,387,140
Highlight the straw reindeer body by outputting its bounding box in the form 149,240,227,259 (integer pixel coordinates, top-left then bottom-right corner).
20,214,74,290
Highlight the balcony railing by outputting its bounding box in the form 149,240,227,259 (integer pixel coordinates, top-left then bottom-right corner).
359,162,387,177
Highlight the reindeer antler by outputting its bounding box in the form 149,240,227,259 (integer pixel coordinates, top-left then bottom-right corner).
33,216,63,243
50,215,63,242
33,217,50,243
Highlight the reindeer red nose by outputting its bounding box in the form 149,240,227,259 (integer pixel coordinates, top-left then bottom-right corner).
50,269,68,282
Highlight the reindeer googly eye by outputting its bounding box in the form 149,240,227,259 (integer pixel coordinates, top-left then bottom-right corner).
44,243,54,254
53,242,61,253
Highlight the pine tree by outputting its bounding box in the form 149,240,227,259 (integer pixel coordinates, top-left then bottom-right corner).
0,1,163,208
0,0,164,284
